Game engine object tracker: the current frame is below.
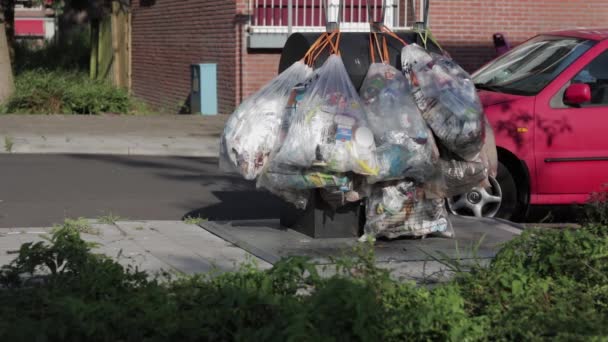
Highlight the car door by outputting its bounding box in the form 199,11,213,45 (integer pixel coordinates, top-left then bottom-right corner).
535,41,608,202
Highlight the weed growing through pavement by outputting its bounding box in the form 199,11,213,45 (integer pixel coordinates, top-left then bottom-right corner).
183,216,208,225
51,217,99,235
97,213,123,225
4,136,13,152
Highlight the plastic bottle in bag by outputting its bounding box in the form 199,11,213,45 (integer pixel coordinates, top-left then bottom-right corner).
219,61,312,180
274,55,380,176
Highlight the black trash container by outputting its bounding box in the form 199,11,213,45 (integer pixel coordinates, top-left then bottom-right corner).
279,31,443,91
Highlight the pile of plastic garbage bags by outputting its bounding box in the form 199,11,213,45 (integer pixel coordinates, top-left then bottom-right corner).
220,32,497,241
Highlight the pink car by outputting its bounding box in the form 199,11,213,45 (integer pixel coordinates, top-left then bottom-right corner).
448,29,608,220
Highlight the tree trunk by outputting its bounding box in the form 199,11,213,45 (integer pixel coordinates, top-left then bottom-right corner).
0,20,14,103
1,0,14,63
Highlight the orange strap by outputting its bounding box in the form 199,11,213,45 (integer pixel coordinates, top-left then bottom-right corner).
328,31,341,55
369,33,376,64
381,26,408,46
302,32,329,65
382,35,390,62
310,31,338,66
369,32,387,64
301,30,342,67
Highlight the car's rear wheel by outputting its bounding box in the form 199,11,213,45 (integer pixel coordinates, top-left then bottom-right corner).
447,161,519,220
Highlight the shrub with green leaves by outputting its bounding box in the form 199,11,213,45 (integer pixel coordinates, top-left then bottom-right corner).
1,219,608,341
1,70,139,114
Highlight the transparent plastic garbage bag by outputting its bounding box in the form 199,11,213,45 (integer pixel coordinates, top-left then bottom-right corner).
440,159,489,197
257,163,353,209
401,44,484,161
361,181,454,241
481,117,498,179
219,61,312,179
274,55,380,176
359,63,438,183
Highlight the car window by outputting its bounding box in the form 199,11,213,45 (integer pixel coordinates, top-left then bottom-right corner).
473,36,595,96
572,49,608,106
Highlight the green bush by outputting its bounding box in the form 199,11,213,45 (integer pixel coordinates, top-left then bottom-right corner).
1,221,608,341
0,70,138,114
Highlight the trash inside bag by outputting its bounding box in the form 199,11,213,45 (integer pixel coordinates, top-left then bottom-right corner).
362,181,454,240
402,44,484,161
359,63,438,183
256,166,311,210
439,117,498,197
440,159,489,197
480,117,498,178
274,55,380,176
220,61,312,180
259,164,352,191
257,162,355,209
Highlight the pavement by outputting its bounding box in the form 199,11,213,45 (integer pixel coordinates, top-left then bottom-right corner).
0,220,272,276
0,217,522,283
0,114,227,157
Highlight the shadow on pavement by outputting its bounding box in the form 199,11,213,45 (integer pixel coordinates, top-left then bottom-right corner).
183,191,283,221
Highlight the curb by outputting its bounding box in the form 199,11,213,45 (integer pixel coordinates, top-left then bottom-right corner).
0,134,220,157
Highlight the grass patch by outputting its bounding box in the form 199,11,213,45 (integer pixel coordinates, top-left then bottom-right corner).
183,216,208,225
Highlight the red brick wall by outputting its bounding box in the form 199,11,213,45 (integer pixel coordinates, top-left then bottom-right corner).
429,0,608,72
239,51,281,101
131,0,238,114
235,0,282,102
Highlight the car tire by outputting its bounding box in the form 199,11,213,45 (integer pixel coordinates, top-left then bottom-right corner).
494,161,520,221
446,160,524,221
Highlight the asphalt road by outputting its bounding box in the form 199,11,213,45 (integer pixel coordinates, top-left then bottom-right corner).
0,154,580,228
0,154,285,228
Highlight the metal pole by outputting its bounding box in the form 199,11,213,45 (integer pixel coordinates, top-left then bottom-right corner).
288,0,293,34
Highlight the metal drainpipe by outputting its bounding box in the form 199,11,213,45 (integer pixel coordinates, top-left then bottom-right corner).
235,11,251,105
288,0,293,35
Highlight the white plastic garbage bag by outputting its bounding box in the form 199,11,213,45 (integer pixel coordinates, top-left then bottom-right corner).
361,181,454,240
274,55,380,176
401,44,484,161
360,63,438,183
219,61,312,179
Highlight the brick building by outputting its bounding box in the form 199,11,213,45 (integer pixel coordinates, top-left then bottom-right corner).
130,0,608,114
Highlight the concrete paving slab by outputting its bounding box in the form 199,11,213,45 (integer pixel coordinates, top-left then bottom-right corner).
199,215,523,265
0,218,273,277
115,221,271,271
